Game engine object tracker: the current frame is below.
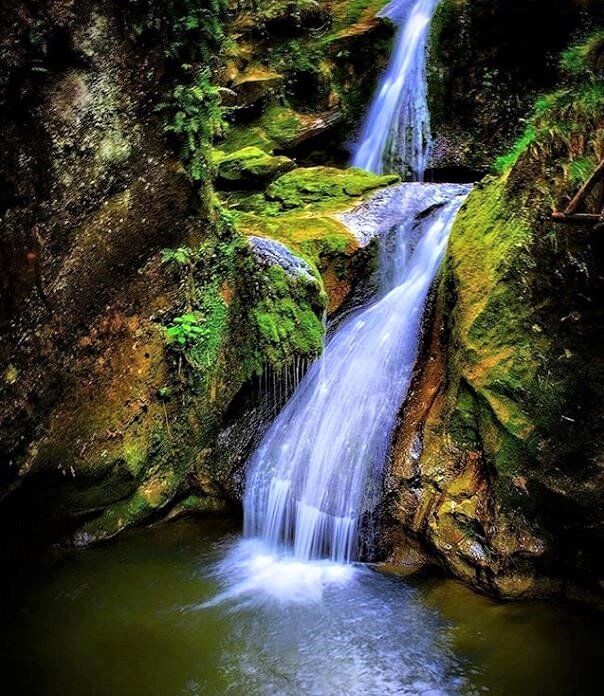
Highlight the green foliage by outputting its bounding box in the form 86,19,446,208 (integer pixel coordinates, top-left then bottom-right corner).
129,0,229,183
186,287,230,370
128,0,228,64
493,124,537,174
560,29,604,79
160,69,225,181
165,313,206,347
161,246,196,266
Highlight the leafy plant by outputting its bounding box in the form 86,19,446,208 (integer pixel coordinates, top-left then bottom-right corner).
161,247,195,266
165,313,206,347
128,0,229,185
161,246,200,308
160,69,225,181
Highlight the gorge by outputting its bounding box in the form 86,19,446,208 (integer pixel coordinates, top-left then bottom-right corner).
1,0,604,693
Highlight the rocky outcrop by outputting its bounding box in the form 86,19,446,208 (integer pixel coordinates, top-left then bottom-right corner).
214,146,296,187
428,0,604,175
387,33,604,600
228,166,399,313
0,0,200,544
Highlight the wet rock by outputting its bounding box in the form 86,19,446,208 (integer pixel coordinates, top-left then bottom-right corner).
249,235,316,281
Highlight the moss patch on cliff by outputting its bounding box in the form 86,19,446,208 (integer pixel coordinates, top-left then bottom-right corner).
213,146,295,186
495,32,604,175
224,166,396,310
265,166,398,207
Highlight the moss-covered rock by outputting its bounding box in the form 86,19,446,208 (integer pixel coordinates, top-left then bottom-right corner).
388,33,604,598
221,104,343,155
214,146,295,187
265,166,399,208
219,0,395,163
230,67,284,107
225,166,397,312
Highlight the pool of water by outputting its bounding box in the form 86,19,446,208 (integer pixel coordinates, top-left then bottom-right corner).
2,518,602,695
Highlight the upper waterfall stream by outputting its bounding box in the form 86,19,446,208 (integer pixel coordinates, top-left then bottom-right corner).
352,0,439,178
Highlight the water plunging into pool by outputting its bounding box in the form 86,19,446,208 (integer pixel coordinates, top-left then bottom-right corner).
243,188,466,567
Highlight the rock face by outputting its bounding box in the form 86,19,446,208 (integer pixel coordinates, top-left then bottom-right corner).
428,0,604,175
0,0,396,550
0,0,198,545
387,33,604,599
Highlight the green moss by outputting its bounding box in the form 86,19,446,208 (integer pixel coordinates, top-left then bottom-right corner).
266,166,398,208
74,471,180,544
445,177,542,442
251,266,325,365
448,382,480,450
223,166,396,278
560,29,604,78
493,125,537,174
213,146,295,185
222,104,326,155
328,0,391,33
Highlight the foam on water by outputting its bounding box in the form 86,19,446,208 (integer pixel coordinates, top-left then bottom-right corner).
201,538,357,608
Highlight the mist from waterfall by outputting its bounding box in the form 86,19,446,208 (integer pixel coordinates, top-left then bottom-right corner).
352,0,440,179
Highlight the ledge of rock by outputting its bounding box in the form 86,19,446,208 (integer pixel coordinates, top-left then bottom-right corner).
230,67,285,107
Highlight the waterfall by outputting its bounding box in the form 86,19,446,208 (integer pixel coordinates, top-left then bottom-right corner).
216,0,464,599
352,0,440,179
244,186,468,564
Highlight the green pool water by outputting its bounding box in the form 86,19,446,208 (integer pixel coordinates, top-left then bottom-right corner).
2,518,602,695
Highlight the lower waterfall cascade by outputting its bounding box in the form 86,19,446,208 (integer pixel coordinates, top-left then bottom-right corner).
244,185,469,565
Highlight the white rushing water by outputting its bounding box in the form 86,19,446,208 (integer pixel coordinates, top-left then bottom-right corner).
243,186,468,570
352,0,440,178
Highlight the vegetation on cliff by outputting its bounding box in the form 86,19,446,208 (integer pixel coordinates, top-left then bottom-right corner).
390,29,604,599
